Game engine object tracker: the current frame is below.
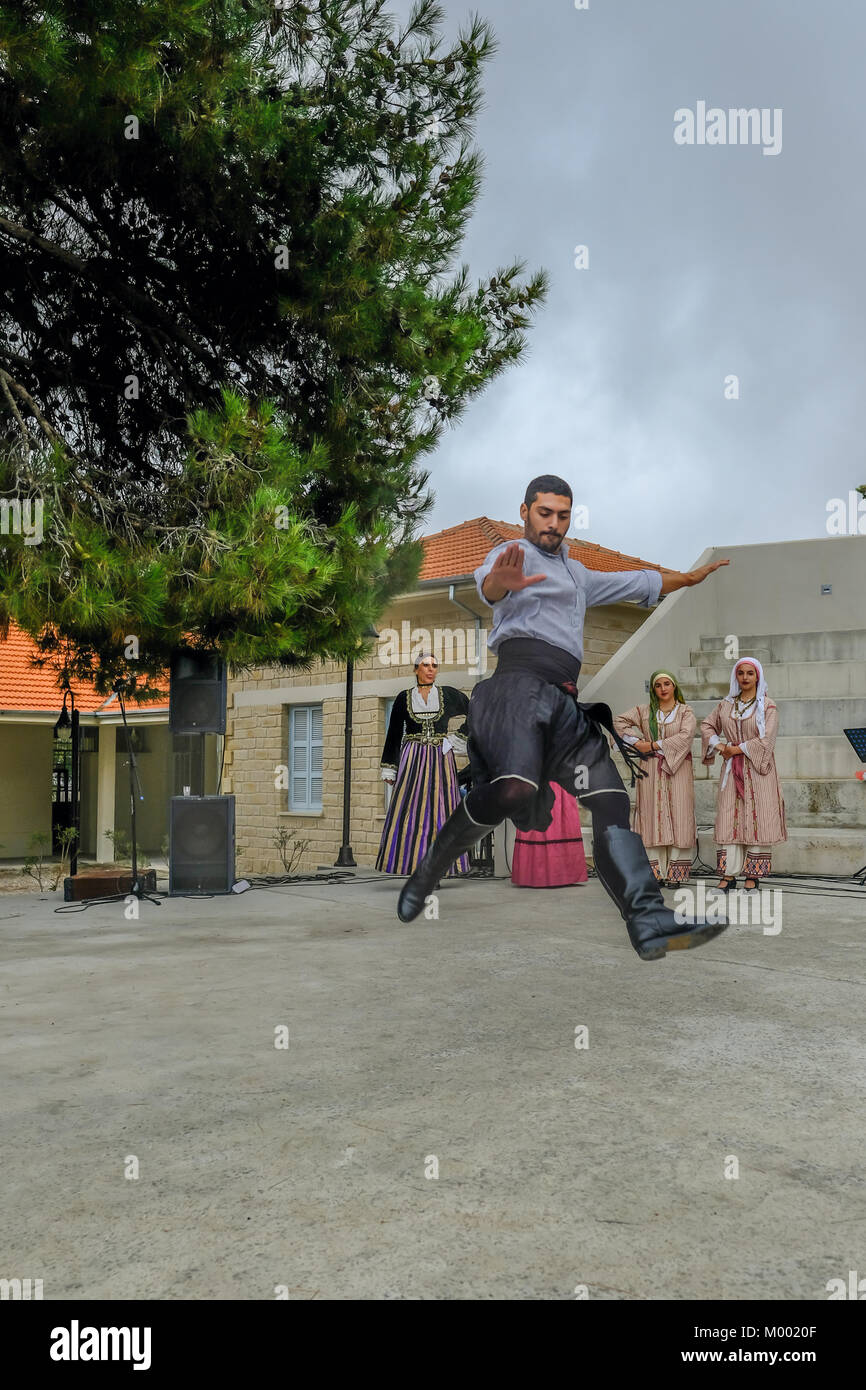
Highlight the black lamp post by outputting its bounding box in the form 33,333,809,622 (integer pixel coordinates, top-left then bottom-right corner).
335,625,379,868
53,689,80,876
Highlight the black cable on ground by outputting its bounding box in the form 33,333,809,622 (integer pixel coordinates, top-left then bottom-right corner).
242,871,378,889
48,868,486,909
54,892,165,914
241,867,492,891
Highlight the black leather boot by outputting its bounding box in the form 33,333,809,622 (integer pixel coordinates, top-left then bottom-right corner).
594,828,727,961
397,802,495,923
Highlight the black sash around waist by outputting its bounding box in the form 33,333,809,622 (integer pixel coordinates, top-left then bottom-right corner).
494,638,581,686
492,638,648,785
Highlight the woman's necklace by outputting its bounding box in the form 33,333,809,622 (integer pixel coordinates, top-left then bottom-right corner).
734,692,756,716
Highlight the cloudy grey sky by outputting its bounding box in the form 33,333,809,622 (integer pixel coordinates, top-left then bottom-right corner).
391,0,866,568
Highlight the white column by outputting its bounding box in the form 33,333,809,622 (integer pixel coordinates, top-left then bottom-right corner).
95,724,116,862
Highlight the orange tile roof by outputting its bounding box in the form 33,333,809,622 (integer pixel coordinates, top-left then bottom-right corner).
0,622,168,714
418,517,673,582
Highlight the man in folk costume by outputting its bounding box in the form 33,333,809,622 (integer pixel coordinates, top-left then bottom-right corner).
614,671,697,887
397,475,731,961
701,657,787,890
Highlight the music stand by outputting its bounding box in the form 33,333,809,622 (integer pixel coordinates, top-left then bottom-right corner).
843,728,866,884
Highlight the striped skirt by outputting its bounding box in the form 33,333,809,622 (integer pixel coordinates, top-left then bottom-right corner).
376,739,470,876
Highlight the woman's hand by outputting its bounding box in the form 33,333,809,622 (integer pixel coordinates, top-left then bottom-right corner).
634,739,654,754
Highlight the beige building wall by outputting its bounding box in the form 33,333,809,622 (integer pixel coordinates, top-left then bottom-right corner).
0,723,54,857
582,604,650,680
225,583,653,875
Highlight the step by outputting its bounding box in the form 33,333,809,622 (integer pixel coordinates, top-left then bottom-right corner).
595,760,866,826
679,660,866,700
707,735,862,781
697,828,866,878
696,630,866,663
694,778,866,830
690,647,772,668
689,696,866,738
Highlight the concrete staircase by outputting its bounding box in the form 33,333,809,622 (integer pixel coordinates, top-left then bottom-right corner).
681,630,866,875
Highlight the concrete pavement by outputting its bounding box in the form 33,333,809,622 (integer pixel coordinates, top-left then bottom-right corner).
1,868,864,1300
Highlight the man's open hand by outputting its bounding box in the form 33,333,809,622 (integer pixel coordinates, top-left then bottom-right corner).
690,558,730,585
481,543,547,603
660,557,730,596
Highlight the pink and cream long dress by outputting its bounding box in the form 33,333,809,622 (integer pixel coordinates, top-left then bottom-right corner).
510,780,588,888
613,702,697,883
700,699,787,879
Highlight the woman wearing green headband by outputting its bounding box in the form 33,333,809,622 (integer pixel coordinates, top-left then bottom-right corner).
614,671,697,886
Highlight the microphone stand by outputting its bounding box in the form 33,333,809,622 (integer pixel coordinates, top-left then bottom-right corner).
54,679,163,913
114,683,161,906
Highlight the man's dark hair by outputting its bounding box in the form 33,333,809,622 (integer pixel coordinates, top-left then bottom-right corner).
524,475,573,508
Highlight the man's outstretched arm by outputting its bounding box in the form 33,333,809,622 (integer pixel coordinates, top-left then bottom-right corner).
659,558,729,595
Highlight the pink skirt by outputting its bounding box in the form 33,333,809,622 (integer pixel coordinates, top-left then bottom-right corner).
511,783,588,888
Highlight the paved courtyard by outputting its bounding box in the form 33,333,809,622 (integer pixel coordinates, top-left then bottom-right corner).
1,869,864,1300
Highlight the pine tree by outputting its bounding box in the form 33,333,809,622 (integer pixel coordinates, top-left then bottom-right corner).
0,1,545,692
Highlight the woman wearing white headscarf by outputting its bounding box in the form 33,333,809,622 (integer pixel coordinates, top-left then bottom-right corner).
700,656,787,890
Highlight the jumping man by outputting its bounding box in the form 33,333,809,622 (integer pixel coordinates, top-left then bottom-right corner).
397,475,731,960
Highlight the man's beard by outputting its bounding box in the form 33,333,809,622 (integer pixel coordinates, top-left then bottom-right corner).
530,529,563,549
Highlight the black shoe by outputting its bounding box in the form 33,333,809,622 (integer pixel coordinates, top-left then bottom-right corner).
717,876,737,893
594,828,727,961
397,802,495,923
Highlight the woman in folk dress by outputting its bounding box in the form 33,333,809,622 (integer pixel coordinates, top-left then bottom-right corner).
377,653,470,877
510,780,589,889
614,670,697,886
700,656,787,890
